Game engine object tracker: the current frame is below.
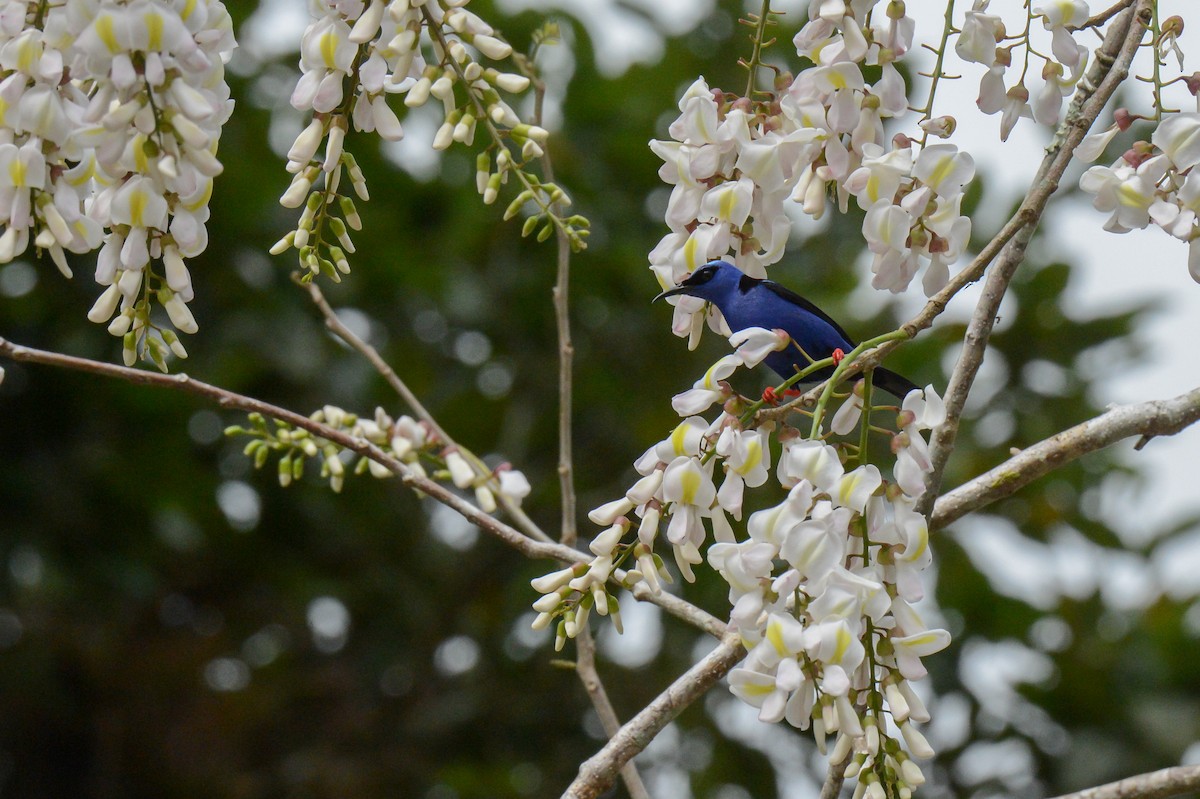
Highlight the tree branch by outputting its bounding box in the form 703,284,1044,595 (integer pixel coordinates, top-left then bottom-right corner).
931,385,1200,530
561,633,746,799
818,748,854,799
0,335,727,638
1049,765,1200,799
919,1,1148,515
298,277,553,543
573,626,652,799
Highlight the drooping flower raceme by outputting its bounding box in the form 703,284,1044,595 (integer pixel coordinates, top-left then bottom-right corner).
1079,112,1200,282
648,1,983,356
0,0,236,369
273,0,584,282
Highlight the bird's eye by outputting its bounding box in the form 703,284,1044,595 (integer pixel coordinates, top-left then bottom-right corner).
687,264,718,285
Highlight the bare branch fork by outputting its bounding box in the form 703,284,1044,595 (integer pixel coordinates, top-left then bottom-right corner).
300,278,555,543
562,634,746,799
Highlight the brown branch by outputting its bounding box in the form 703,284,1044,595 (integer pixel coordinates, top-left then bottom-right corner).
0,335,728,638
819,748,854,799
530,82,578,547
919,1,1149,515
1049,765,1200,799
573,627,652,799
298,277,553,543
561,633,746,799
931,385,1200,530
1070,0,1137,32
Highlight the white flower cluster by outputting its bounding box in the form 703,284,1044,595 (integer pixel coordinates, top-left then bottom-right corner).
957,0,1091,140
1079,111,1200,281
235,404,532,505
532,366,950,789
649,2,977,354
275,0,550,279
0,0,235,367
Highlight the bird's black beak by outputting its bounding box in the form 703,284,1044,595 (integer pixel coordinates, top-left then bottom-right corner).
652,285,688,303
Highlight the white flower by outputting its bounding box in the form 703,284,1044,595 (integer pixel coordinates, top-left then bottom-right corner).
1075,123,1122,163
708,539,776,594
671,354,740,416
699,177,754,228
833,464,882,513
956,1,1004,65
715,427,771,518
1153,113,1200,172
1033,0,1089,68
1080,156,1167,232
778,438,844,491
729,326,789,367
844,143,912,210
913,144,975,198
778,503,850,579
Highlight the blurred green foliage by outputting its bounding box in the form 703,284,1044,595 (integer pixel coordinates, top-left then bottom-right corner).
1,2,1198,798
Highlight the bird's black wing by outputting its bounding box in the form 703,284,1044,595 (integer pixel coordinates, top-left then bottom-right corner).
754,277,856,344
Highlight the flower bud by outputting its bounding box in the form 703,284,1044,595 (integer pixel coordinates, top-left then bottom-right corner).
900,721,935,759
443,448,475,488
918,115,956,138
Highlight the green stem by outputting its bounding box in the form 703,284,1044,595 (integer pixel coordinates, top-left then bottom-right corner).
856,372,874,468
1150,4,1165,122
743,0,775,98
808,330,909,437
916,0,956,146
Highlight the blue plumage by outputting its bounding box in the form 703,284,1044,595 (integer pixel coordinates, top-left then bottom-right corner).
654,260,918,399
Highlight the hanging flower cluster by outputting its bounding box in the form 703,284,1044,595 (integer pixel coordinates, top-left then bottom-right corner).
0,0,235,369
273,0,586,283
228,404,532,507
1079,109,1200,280
956,0,1094,140
532,328,951,785
648,2,977,359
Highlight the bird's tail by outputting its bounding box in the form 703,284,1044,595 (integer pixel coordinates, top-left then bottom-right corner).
871,367,920,400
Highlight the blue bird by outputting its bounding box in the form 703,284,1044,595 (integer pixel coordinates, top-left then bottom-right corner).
654,260,918,400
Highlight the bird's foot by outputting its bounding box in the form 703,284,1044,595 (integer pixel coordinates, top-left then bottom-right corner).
831,348,845,366
761,387,802,406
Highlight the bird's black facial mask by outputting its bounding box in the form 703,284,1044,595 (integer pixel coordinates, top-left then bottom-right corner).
652,262,721,303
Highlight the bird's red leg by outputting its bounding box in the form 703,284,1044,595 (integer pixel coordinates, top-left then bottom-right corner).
762,386,780,405
831,348,845,366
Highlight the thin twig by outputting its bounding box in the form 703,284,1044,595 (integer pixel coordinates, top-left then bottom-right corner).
573,626,652,799
931,385,1200,530
0,335,727,639
298,277,553,543
561,633,745,799
1069,0,1136,32
915,0,957,147
527,60,645,798
527,73,578,547
919,1,1150,515
1048,764,1200,799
